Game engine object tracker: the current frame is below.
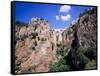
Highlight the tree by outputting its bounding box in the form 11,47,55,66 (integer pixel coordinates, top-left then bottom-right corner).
57,48,65,57
50,48,70,72
50,58,70,72
84,47,96,60
76,47,97,70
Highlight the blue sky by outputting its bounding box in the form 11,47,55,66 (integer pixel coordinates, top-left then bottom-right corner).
15,2,93,29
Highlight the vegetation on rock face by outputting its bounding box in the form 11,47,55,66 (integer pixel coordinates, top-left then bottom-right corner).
29,46,36,50
31,32,38,39
50,48,71,71
71,47,97,70
50,58,70,72
15,21,27,28
67,29,73,35
84,48,96,60
57,48,65,57
21,68,33,74
20,34,28,41
79,7,97,18
41,38,47,41
84,48,97,70
85,60,96,69
15,63,20,74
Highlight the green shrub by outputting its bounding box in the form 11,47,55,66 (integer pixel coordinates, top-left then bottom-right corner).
50,58,70,72
76,47,97,69
29,46,35,50
41,38,46,41
15,63,21,74
21,68,32,74
35,32,38,36
31,33,37,39
50,48,70,72
31,32,38,39
57,48,65,57
84,47,96,60
15,21,27,28
78,52,90,65
67,29,73,35
85,60,96,70
20,35,28,41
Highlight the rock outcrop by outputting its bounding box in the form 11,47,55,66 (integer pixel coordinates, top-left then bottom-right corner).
77,7,97,49
62,7,97,70
15,18,57,74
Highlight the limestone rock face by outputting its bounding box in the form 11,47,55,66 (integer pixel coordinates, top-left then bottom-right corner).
77,8,97,49
62,26,75,49
15,18,57,74
61,7,97,70
62,7,97,53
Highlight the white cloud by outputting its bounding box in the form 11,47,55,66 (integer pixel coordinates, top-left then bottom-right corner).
60,5,71,13
56,5,71,21
61,14,71,21
56,15,60,20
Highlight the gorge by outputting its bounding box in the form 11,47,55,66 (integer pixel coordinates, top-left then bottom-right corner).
15,7,97,74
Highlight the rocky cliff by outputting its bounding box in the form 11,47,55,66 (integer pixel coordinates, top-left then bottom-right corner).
77,7,97,49
15,18,58,74
15,7,97,74
62,7,97,70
